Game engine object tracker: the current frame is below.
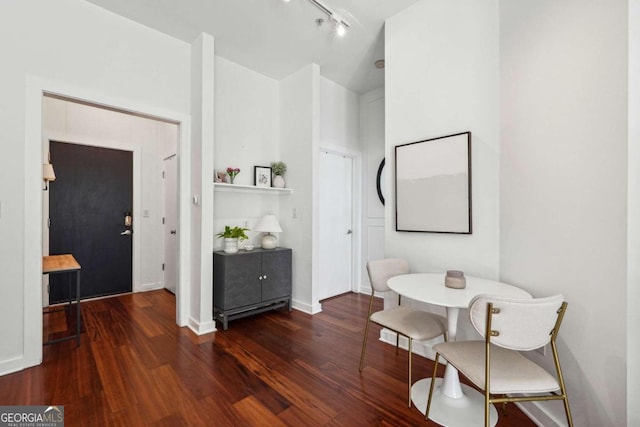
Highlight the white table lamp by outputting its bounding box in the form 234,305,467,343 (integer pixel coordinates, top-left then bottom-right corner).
254,214,283,249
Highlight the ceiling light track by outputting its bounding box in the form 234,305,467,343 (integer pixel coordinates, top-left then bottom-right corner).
306,0,350,36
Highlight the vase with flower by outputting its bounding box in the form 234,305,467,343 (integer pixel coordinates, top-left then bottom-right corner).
226,167,240,184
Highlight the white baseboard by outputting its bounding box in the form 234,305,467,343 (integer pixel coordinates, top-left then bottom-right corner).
0,355,38,377
359,285,372,296
133,282,164,293
187,317,216,335
292,299,322,314
514,401,566,427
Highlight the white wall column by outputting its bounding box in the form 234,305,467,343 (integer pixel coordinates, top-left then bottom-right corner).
189,32,216,334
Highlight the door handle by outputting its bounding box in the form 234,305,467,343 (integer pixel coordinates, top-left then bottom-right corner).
120,230,132,235
346,229,352,234
170,230,176,235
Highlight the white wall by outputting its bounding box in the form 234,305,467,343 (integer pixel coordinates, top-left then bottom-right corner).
279,64,321,313
42,96,178,294
0,0,191,374
319,77,360,153
359,88,385,294
500,1,628,425
213,56,281,249
385,0,500,279
628,1,640,424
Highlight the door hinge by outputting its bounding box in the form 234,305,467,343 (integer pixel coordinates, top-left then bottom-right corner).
162,263,165,271
162,171,165,178
47,218,51,228
162,217,165,224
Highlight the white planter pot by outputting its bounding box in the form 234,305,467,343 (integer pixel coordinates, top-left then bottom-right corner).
273,175,285,188
223,238,238,254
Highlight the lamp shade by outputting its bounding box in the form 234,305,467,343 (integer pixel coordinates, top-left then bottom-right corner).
254,214,282,233
43,163,56,181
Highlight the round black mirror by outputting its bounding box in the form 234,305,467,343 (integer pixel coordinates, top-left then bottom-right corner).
376,158,385,205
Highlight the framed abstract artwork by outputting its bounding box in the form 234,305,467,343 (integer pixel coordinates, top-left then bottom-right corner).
395,132,472,234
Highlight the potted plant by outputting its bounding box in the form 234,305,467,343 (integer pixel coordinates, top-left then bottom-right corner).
270,161,287,188
216,225,250,254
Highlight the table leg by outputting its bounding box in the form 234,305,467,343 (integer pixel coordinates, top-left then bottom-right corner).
441,306,463,398
76,270,81,347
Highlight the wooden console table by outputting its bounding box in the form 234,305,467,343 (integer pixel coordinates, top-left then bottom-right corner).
43,254,81,346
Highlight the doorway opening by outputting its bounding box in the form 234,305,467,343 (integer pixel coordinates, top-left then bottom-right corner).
24,77,193,370
41,95,180,307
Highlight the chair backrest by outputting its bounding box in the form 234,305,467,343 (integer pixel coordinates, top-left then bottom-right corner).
366,258,410,293
469,294,566,351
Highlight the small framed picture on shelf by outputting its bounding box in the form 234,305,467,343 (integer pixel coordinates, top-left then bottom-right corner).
254,166,272,188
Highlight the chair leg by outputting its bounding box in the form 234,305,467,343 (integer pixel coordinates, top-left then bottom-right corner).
485,390,490,427
359,318,371,372
563,396,574,427
407,338,412,407
551,341,574,427
425,353,439,420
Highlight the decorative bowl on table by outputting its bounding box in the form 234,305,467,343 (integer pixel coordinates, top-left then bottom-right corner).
244,244,254,251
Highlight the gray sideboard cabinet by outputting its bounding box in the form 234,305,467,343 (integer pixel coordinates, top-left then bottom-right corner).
213,247,292,330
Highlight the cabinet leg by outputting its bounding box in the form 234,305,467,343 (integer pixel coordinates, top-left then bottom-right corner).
288,298,292,312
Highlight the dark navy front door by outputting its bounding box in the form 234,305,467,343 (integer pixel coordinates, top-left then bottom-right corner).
49,141,133,303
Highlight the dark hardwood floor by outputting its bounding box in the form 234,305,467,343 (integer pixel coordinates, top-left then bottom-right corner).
0,291,535,426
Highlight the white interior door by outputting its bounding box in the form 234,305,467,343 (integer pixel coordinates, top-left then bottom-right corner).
163,155,178,293
319,150,353,300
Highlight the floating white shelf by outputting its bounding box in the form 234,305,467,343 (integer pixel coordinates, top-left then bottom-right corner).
213,183,293,195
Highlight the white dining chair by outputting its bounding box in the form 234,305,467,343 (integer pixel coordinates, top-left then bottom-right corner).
359,258,447,407
425,294,573,426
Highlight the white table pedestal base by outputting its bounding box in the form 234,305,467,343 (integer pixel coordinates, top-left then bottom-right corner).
411,378,498,427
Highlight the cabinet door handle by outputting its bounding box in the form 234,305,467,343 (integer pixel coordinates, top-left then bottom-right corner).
258,275,263,280
263,274,267,279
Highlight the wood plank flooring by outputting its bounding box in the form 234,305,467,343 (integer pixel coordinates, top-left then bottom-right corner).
0,291,535,426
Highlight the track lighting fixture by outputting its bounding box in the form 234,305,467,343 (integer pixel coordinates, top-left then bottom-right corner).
307,0,350,37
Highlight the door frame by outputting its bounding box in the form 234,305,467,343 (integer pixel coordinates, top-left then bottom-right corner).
24,76,192,369
315,145,362,305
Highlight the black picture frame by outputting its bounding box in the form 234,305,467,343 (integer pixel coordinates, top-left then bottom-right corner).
254,166,272,187
395,131,472,234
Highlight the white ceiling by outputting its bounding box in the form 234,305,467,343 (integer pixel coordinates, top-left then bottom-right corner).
85,0,418,94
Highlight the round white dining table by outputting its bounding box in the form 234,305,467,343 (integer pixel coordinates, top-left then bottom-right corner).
387,273,531,427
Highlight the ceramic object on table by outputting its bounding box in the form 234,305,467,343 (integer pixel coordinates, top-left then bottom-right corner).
445,270,466,289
